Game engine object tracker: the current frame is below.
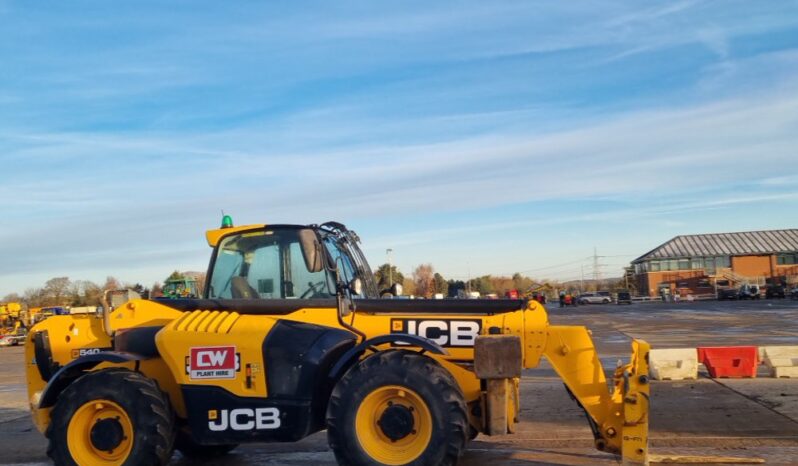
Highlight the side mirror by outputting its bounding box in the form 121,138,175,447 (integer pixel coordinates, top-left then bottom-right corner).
350,277,363,296
380,283,403,298
298,229,324,273
338,278,362,318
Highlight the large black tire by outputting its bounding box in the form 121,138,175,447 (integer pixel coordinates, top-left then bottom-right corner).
326,350,468,466
47,368,175,466
175,429,238,460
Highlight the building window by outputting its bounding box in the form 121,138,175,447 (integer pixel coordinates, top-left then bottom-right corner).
678,259,690,270
698,279,711,288
677,281,689,287
777,253,797,265
649,261,660,272
717,256,731,268
704,257,716,274
691,258,703,270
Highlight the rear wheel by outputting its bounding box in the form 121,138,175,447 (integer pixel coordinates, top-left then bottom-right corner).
327,350,468,466
47,368,175,466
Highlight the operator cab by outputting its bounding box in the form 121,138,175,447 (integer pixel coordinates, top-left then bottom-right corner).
205,222,379,301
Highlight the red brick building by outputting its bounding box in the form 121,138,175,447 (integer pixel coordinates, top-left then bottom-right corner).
631,229,798,297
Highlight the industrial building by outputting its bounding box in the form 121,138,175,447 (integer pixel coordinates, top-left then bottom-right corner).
631,229,798,297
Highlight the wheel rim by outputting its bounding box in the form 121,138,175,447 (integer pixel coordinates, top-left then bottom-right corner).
355,385,433,465
67,399,134,465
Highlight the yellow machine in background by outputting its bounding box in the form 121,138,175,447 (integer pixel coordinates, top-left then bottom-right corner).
25,218,650,466
1,302,22,329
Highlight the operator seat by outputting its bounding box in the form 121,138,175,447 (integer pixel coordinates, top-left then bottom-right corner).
231,276,259,299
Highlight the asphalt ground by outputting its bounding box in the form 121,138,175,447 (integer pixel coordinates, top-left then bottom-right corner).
0,299,796,465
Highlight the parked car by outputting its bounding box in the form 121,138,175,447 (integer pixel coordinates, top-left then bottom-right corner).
765,284,786,299
791,288,798,300
0,329,26,347
737,284,761,300
578,292,612,304
717,288,738,300
616,291,632,305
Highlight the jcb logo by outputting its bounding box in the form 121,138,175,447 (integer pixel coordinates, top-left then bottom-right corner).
391,319,481,347
208,408,281,431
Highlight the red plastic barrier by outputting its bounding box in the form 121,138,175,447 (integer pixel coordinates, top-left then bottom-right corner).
697,346,758,378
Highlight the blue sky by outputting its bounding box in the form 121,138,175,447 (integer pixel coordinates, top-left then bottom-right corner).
2,1,798,295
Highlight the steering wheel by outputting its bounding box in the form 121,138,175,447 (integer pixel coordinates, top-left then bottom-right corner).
300,281,327,299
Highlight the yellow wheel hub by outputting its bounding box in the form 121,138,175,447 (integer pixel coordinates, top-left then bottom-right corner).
355,385,433,465
67,399,134,466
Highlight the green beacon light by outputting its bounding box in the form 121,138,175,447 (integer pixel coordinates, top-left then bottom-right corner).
221,214,234,229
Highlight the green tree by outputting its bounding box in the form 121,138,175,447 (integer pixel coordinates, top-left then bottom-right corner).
374,263,405,291
433,273,448,296
468,276,494,295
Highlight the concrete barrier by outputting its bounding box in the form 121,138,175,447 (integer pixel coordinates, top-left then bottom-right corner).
761,346,798,378
650,348,698,380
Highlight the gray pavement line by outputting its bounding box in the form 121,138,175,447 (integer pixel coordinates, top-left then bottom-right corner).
0,414,30,424
707,377,798,427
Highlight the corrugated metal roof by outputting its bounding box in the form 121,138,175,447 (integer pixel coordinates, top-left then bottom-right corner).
633,229,798,262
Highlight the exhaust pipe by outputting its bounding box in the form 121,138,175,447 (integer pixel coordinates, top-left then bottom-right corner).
100,290,114,337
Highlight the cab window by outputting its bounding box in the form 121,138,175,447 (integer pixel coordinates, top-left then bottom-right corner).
324,237,364,298
208,229,333,299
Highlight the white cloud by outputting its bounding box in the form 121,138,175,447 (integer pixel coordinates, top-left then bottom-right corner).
2,80,797,294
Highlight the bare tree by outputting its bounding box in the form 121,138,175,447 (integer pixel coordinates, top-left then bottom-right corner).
103,276,121,292
413,264,436,298
401,277,416,297
151,282,163,298
43,277,71,306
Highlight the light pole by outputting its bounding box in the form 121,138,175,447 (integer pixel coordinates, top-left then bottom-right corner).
386,249,394,287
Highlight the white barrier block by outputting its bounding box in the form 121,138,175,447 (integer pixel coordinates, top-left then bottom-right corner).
762,346,798,378
649,348,698,380
772,366,798,378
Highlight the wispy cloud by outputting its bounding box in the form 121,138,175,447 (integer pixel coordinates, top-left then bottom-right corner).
2,1,798,294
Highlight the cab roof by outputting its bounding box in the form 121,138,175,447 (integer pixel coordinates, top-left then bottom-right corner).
206,224,266,247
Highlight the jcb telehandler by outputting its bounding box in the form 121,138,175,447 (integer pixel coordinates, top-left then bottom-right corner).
25,218,650,466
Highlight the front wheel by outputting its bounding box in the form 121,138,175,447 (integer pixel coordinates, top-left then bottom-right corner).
47,368,175,466
327,350,468,466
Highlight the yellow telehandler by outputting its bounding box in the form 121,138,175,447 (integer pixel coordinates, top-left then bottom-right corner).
25,218,650,465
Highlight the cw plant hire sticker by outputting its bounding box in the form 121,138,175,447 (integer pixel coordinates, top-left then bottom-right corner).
186,346,241,380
